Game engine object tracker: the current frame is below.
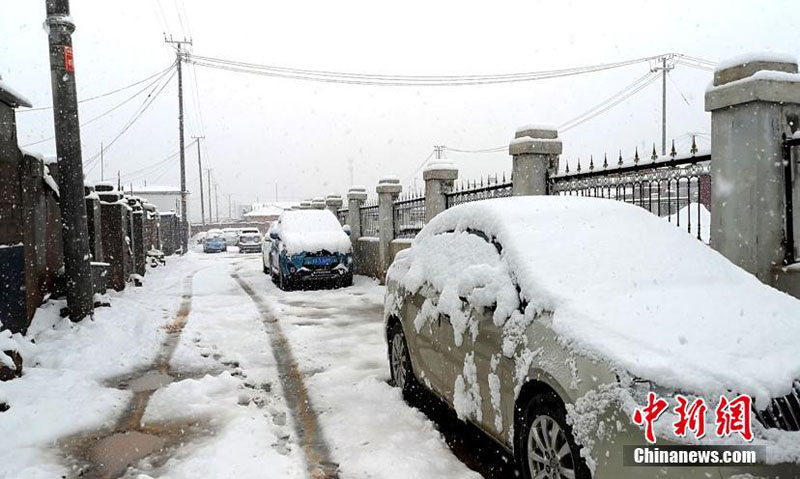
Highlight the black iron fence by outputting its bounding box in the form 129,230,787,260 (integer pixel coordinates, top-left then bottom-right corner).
360,201,379,237
550,146,712,241
393,192,425,239
445,174,513,209
337,208,348,226
783,134,800,264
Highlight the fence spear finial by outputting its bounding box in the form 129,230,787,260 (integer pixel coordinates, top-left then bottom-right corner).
565,160,570,174
603,153,608,169
670,139,677,159
651,143,658,161
502,171,506,182
618,150,623,167
690,135,698,155
634,147,640,165
589,155,594,171
577,157,582,172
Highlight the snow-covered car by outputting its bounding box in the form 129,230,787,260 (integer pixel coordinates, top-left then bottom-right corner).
384,196,800,479
237,228,262,253
203,229,227,253
266,210,353,290
222,228,240,246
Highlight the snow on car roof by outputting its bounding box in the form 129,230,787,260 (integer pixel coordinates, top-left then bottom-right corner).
277,210,351,255
415,196,800,402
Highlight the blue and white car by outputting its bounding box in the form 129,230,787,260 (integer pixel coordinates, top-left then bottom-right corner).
202,229,227,253
264,210,353,290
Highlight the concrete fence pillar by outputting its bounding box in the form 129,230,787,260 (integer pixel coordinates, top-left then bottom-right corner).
509,125,562,196
346,186,367,240
377,177,402,282
423,160,458,222
325,194,343,216
705,54,800,297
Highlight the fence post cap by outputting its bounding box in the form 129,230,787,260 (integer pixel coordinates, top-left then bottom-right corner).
325,195,343,207
706,54,800,111
713,53,798,87
347,190,367,201
509,136,563,156
348,185,367,192
311,197,327,209
423,161,458,181
515,124,558,140
377,179,402,194
378,176,400,185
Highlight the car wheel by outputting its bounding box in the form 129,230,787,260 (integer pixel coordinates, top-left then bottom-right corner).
518,395,591,479
279,268,292,291
388,322,417,399
263,259,269,274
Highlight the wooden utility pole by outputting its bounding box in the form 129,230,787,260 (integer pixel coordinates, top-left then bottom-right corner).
206,168,212,224
45,0,93,321
192,136,205,225
165,35,192,253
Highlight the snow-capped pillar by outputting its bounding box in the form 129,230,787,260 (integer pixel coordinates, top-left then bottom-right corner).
377,177,402,282
311,197,326,210
705,53,800,297
423,160,458,222
509,125,562,196
325,194,343,216
346,187,367,240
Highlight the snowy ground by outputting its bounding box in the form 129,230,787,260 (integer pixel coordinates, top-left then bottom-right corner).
0,247,507,478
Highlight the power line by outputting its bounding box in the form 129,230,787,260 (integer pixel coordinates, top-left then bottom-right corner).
85,68,176,173
186,52,673,86
19,62,176,113
21,63,177,147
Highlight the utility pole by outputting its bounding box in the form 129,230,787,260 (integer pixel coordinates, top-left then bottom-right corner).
206,168,212,225
45,0,93,321
100,142,104,181
214,182,219,222
227,193,231,220
192,136,205,225
650,55,675,156
434,145,444,160
165,35,192,254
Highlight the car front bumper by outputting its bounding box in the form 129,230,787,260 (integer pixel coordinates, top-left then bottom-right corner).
238,244,262,253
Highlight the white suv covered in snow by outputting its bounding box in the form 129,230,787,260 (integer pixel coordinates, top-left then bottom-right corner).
384,196,800,479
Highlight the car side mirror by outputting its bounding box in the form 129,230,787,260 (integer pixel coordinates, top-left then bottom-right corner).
269,231,279,240
343,224,351,236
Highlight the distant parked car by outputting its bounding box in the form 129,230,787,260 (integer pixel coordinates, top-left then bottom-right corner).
222,228,240,246
203,229,227,253
265,210,352,290
238,228,262,253
385,196,800,479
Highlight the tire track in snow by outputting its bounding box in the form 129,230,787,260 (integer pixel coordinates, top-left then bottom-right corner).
231,272,340,479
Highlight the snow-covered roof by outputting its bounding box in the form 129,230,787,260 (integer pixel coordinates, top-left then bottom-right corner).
403,196,800,402
129,184,182,194
0,80,32,108
244,202,293,217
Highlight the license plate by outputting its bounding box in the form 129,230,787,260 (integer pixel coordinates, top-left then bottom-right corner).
306,256,335,266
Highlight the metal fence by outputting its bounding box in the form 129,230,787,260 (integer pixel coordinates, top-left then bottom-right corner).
393,193,425,239
445,175,513,209
550,147,712,241
337,208,348,226
360,201,379,237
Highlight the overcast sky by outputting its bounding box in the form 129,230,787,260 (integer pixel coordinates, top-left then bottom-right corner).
2,0,799,221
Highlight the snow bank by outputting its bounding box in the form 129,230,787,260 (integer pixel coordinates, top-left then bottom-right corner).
665,202,711,244
403,196,800,402
275,209,351,255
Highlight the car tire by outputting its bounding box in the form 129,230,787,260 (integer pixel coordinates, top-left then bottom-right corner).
388,322,417,399
263,260,269,274
279,268,293,291
517,394,591,479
